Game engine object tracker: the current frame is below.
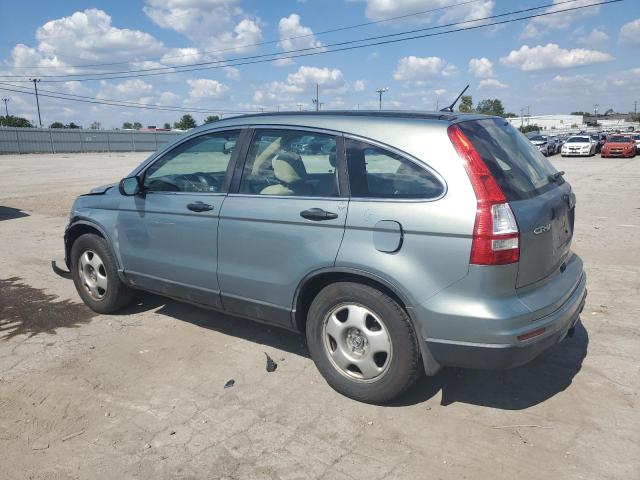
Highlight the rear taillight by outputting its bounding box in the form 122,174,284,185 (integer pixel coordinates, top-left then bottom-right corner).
447,125,520,265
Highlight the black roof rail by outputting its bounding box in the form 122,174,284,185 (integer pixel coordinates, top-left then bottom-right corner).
227,110,458,121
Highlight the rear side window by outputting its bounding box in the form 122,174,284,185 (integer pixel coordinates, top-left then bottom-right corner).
239,129,338,197
458,119,557,201
345,138,444,199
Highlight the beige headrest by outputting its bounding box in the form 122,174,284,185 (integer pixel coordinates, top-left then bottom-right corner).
273,152,307,184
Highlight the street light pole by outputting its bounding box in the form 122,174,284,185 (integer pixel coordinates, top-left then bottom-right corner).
376,87,389,110
29,78,43,127
1,98,8,117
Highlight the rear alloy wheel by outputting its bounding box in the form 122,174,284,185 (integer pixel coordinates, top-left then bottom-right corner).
322,303,393,382
71,233,134,314
306,282,421,403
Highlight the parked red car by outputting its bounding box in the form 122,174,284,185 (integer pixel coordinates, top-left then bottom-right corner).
601,135,636,158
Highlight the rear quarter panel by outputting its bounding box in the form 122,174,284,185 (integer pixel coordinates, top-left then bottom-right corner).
335,123,476,340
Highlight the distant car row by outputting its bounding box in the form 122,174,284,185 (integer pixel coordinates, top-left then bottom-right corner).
528,132,640,158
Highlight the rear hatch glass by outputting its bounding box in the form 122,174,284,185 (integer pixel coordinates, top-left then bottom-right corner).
457,118,575,288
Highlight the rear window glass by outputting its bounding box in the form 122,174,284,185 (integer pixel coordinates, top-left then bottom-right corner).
458,118,557,201
567,137,590,143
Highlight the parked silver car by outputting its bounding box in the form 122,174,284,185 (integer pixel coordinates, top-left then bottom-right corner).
529,135,558,156
64,112,587,403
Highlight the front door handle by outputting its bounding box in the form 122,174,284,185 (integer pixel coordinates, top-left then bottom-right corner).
187,201,214,212
300,208,338,221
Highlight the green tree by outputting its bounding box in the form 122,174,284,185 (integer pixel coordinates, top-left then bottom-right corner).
67,122,81,129
132,121,143,130
163,122,171,129
49,121,65,128
476,98,505,116
173,114,197,130
571,111,588,116
122,122,133,129
518,124,540,134
504,112,517,118
0,115,32,127
204,115,220,124
458,95,473,113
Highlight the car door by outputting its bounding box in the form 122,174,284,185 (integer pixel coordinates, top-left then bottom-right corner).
217,127,348,327
117,128,244,307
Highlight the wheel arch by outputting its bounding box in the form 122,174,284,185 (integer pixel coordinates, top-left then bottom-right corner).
292,268,442,376
65,220,119,271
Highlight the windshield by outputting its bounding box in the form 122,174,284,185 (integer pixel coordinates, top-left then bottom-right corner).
567,137,590,143
608,136,632,143
458,118,557,201
529,135,546,141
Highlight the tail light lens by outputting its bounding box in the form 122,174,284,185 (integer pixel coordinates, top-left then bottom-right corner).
447,125,520,265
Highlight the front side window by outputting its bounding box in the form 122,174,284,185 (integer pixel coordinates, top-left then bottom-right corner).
345,138,444,199
144,130,239,193
239,129,338,197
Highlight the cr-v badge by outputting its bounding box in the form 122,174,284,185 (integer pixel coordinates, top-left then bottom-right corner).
533,223,552,235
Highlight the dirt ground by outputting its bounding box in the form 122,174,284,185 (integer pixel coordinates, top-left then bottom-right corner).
0,151,638,480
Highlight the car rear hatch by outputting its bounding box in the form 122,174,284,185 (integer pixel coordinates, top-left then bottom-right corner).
456,118,575,288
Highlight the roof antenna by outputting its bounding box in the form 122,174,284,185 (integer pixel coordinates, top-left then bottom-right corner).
440,84,469,113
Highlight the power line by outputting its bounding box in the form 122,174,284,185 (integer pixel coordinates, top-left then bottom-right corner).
0,84,259,114
0,0,619,83
0,81,259,113
8,0,488,71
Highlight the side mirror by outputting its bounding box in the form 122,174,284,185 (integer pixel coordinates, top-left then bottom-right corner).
119,176,142,196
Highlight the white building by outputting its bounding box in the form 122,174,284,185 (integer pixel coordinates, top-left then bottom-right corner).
506,115,584,131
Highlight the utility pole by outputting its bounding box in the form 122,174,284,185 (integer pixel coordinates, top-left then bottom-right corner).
520,107,525,127
296,103,303,111
1,98,8,117
593,103,599,116
376,87,389,110
29,78,43,127
634,101,637,116
312,84,320,111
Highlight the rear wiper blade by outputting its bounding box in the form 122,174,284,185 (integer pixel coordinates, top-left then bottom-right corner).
549,171,565,183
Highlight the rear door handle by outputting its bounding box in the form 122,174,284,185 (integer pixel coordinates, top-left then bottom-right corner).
300,208,338,221
187,201,214,212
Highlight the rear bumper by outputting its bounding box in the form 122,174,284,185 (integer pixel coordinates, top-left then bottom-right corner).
425,272,587,370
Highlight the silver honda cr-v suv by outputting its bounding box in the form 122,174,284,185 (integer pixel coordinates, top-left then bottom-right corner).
64,111,587,403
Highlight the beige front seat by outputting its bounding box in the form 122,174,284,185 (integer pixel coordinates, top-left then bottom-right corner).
260,152,313,196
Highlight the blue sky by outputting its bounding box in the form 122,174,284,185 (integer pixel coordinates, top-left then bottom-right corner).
0,0,638,128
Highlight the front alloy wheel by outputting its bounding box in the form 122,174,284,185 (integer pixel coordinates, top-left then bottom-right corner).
78,250,108,300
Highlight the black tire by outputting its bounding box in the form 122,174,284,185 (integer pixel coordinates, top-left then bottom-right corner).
70,233,134,314
306,282,421,403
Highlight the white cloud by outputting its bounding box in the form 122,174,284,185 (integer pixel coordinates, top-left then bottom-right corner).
354,80,366,92
577,28,609,48
393,56,457,85
97,79,155,101
619,18,640,45
500,44,613,71
278,14,325,53
468,57,494,78
144,0,262,55
479,78,507,89
161,48,200,66
520,0,600,38
6,9,164,76
224,66,240,80
186,79,229,100
362,0,494,24
253,66,346,104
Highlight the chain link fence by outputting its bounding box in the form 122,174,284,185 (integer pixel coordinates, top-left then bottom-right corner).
0,127,183,154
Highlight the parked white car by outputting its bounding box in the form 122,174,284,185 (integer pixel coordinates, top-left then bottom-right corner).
632,133,640,153
561,135,596,157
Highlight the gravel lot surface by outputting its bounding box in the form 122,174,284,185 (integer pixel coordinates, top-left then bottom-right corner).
0,151,638,479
